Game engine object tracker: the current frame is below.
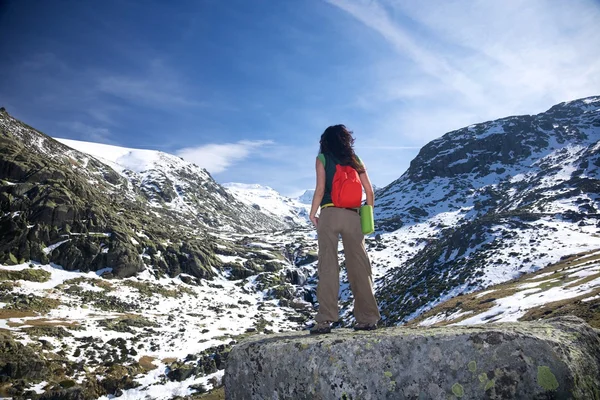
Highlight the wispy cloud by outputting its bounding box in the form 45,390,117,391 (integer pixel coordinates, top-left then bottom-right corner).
326,0,485,105
97,60,205,109
176,140,274,174
60,121,114,144
326,0,600,143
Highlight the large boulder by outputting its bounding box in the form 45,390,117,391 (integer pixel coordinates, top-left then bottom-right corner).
224,317,600,399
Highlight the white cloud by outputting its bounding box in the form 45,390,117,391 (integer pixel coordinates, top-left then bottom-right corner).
176,140,273,174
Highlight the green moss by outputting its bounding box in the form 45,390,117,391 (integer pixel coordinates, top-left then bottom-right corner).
478,373,488,383
6,294,61,313
178,285,197,297
122,280,179,298
537,366,559,391
24,326,74,338
8,253,18,265
0,281,19,292
0,268,51,283
294,342,310,351
451,383,464,397
98,316,158,333
384,371,393,378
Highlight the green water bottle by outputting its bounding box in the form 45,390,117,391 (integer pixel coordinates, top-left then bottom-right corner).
360,205,374,235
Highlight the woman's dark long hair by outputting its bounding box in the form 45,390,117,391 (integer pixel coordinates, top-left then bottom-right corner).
319,124,365,173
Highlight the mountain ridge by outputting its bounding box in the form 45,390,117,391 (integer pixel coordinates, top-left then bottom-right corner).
370,95,600,324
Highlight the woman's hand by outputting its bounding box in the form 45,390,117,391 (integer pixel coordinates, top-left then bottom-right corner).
310,215,319,228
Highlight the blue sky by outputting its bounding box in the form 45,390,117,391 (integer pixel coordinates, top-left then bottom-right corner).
1,0,599,196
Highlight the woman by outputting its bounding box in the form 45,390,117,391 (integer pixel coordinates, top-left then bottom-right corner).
309,124,380,334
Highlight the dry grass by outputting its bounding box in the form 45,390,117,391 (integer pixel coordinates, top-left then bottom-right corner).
0,384,12,398
138,356,158,371
94,279,115,291
6,318,80,328
407,285,521,327
195,387,225,399
63,277,114,291
162,357,178,364
0,309,37,319
564,272,600,289
520,288,600,328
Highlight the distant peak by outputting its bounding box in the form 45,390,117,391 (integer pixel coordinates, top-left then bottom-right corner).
222,182,274,191
297,189,315,204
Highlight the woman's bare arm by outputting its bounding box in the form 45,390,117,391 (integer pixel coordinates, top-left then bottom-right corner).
309,157,326,226
359,169,374,207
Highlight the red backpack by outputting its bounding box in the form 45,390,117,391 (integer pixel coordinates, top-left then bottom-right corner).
331,164,363,208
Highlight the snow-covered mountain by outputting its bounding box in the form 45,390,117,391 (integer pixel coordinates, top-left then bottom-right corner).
297,189,315,204
370,96,600,324
2,96,600,399
223,183,311,226
54,138,287,233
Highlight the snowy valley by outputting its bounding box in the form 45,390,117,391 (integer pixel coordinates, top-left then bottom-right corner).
1,95,600,399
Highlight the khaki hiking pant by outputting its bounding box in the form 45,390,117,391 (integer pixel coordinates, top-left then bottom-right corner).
315,207,380,325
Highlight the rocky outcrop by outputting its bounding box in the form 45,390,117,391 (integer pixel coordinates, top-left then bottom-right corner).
224,317,600,399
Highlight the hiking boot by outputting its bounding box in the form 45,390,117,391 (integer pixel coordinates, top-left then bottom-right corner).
353,322,377,331
309,321,332,335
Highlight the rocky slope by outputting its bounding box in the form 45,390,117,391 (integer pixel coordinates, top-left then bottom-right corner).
0,109,286,280
371,96,600,324
0,108,318,398
0,227,317,399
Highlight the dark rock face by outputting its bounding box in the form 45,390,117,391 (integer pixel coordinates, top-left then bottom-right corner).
224,317,600,400
0,331,52,381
